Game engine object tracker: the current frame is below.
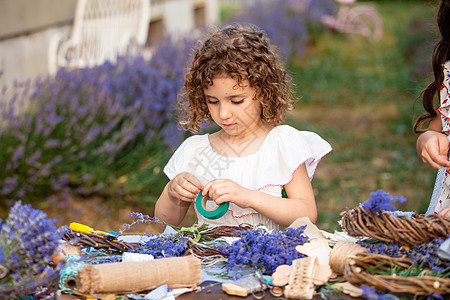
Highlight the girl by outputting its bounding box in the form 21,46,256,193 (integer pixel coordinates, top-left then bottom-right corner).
415,0,450,217
155,24,332,230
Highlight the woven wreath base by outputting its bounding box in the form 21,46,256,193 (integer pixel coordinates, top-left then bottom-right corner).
63,225,253,255
345,252,450,295
63,230,135,252
340,206,450,245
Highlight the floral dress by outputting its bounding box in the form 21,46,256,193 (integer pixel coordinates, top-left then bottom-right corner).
436,61,450,213
163,125,332,231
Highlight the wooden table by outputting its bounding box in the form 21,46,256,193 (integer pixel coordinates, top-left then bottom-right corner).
177,281,358,300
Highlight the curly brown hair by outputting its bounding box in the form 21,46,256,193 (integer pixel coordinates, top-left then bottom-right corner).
178,23,295,133
414,0,450,134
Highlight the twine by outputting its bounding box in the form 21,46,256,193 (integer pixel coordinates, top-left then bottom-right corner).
329,241,367,275
0,265,7,279
200,255,228,268
345,252,450,295
340,206,450,245
58,255,84,294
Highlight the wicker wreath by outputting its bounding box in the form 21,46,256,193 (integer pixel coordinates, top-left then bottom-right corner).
345,252,450,295
340,206,450,245
62,225,253,254
63,230,135,252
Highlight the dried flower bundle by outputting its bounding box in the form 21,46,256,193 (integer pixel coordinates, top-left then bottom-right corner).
340,190,450,245
219,226,309,276
0,201,65,298
338,190,450,299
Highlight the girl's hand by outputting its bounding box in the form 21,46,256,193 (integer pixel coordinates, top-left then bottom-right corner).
439,207,450,220
167,172,203,203
417,130,450,170
203,179,253,208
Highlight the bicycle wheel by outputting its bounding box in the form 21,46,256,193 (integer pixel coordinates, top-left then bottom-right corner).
344,8,383,42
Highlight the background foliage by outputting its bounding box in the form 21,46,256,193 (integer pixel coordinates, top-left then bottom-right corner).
0,38,193,215
0,0,441,232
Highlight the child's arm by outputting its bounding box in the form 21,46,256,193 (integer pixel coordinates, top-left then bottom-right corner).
203,164,317,226
416,116,450,170
440,207,450,219
155,172,203,226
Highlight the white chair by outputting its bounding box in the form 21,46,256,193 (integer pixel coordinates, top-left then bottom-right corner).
48,0,150,74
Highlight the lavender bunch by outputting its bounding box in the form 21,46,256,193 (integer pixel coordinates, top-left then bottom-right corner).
359,237,449,275
120,212,192,258
361,190,407,213
361,285,399,300
127,234,188,258
0,201,64,297
219,226,309,275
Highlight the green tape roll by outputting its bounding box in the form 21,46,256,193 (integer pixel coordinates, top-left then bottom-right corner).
195,192,229,219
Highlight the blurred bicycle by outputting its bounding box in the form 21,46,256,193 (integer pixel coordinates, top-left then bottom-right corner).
320,0,383,41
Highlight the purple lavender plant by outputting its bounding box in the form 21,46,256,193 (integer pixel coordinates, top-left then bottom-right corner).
359,237,449,275
361,285,399,300
362,190,407,213
219,226,309,275
0,36,194,204
228,0,336,61
0,201,65,297
120,212,180,234
127,234,188,258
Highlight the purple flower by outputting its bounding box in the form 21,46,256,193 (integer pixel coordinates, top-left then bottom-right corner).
361,285,399,300
219,227,309,276
128,234,188,258
228,0,335,61
0,201,65,296
362,190,406,213
359,236,449,274
0,32,193,202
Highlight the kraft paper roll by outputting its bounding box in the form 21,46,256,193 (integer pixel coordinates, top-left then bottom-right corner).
78,255,201,293
195,192,229,219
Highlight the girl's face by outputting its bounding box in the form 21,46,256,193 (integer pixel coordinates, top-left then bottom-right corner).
204,76,263,139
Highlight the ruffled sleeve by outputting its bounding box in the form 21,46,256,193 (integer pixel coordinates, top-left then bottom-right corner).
439,61,450,133
163,135,208,180
254,125,332,191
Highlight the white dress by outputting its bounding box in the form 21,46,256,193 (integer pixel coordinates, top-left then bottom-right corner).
435,61,450,213
164,125,332,230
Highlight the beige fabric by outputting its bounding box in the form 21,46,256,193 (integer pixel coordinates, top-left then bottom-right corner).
78,255,201,293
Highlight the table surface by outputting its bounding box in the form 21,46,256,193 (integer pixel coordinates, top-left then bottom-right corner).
177,281,357,300
62,281,359,299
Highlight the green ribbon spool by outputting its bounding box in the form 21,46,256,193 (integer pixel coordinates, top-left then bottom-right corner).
195,192,229,220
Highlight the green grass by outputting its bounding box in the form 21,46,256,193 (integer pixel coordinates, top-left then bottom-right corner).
287,1,439,232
